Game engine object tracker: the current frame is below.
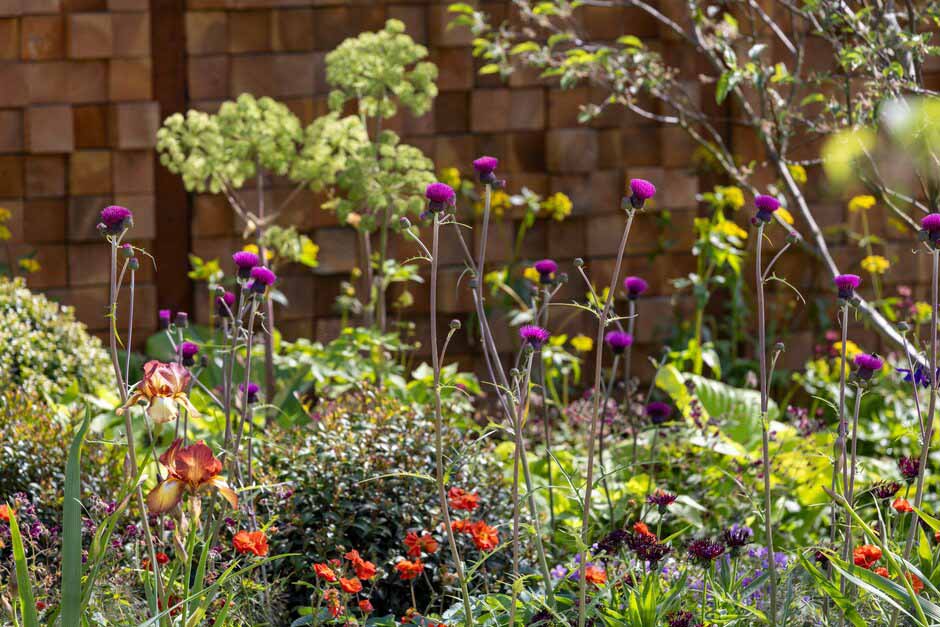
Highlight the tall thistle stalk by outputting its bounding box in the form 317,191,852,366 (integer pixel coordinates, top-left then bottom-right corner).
830,300,849,562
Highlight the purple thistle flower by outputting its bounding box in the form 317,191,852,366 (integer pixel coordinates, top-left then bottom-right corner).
604,330,633,354
753,194,781,224
646,401,673,424
248,266,276,294
723,524,754,549
473,156,500,185
647,489,677,509
158,309,172,330
425,182,456,212
519,325,550,348
233,251,260,279
854,353,883,380
898,457,920,483
922,213,940,245
216,291,236,318
871,480,902,500
628,178,656,208
687,538,725,564
533,259,558,284
240,382,260,404
98,205,133,235
623,276,648,299
178,341,199,367
834,274,861,300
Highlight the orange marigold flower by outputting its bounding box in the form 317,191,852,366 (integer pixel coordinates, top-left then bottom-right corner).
314,563,337,582
633,521,655,539
0,504,11,522
340,577,363,594
874,567,890,578
358,599,374,613
233,530,269,557
469,521,499,551
145,439,237,514
853,544,882,569
395,559,425,581
405,531,439,557
892,498,914,513
119,360,200,424
584,564,607,586
447,487,480,511
909,573,925,594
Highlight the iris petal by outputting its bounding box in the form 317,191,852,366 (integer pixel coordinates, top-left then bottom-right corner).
146,478,184,514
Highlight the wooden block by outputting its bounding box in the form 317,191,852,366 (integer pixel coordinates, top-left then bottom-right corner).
108,0,147,9
68,13,112,59
509,88,544,131
313,226,357,273
67,242,110,286
434,91,469,133
505,132,545,172
0,63,27,107
433,134,474,169
0,18,18,59
26,105,73,153
25,155,66,197
188,55,228,101
21,15,63,60
546,128,598,173
470,88,511,133
429,4,472,47
0,0,21,17
230,53,313,99
228,9,270,53
67,60,108,103
67,194,110,241
112,193,155,239
69,150,112,195
185,11,227,55
273,8,313,51
192,193,233,237
548,87,589,128
112,150,153,194
432,47,473,91
387,5,425,43
110,101,159,149
22,244,67,289
23,199,66,242
312,6,351,50
0,155,23,195
73,104,109,148
109,58,152,100
0,109,23,153
112,12,150,58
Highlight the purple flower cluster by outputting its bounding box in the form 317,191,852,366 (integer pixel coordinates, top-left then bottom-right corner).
425,182,456,212
627,531,672,565
240,382,260,404
647,489,677,510
628,178,656,209
623,275,648,299
98,205,133,235
834,273,861,300
249,266,277,294
533,259,558,284
687,538,725,564
646,401,673,424
233,251,260,279
871,480,901,500
519,325,550,348
216,291,236,318
723,524,753,549
898,456,920,482
752,194,780,224
473,156,502,186
921,213,940,246
604,330,633,354
178,341,199,367
854,352,883,380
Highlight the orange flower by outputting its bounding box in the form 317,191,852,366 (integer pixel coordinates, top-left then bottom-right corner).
874,567,890,577
853,544,882,569
344,549,377,580
145,439,237,514
0,504,11,522
447,487,480,512
340,577,363,594
119,360,200,424
584,564,607,586
404,532,439,557
395,559,425,580
314,563,337,582
909,573,925,594
633,521,655,539
451,519,471,533
232,530,269,557
469,521,499,551
893,498,914,513
344,549,363,562
324,588,343,618
358,599,374,613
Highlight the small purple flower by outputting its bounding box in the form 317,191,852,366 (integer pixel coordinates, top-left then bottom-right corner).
425,182,456,212
922,213,940,245
550,564,569,579
628,178,656,208
604,330,633,354
240,382,260,404
871,480,901,500
898,457,920,483
623,276,648,299
854,352,883,380
216,291,236,318
533,259,558,284
248,266,277,294
647,489,677,510
687,538,725,564
897,366,933,388
233,251,260,279
646,401,673,424
723,524,754,549
834,274,861,300
178,341,199,367
472,156,500,185
753,194,781,224
519,325,550,348
98,205,133,235
158,309,172,330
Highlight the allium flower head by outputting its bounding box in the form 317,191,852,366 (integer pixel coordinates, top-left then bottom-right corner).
871,480,902,500
473,156,500,185
519,325,550,348
753,194,781,223
595,528,631,555
248,266,276,294
533,259,558,284
898,456,920,482
240,382,260,404
723,524,753,548
627,532,671,564
628,178,656,208
834,274,861,300
178,341,199,367
233,251,260,279
854,352,883,380
216,291,236,318
99,205,133,235
646,401,673,424
687,538,725,563
623,276,648,299
604,330,633,354
158,309,172,330
425,182,456,212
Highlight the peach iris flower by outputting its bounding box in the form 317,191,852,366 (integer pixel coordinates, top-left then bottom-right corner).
146,439,237,514
119,360,200,424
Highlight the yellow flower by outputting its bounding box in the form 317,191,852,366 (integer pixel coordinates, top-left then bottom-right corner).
570,334,593,353
832,340,862,359
860,255,890,274
523,267,540,283
713,220,748,240
0,207,10,222
0,225,9,242
787,164,807,185
721,186,745,211
18,258,40,273
439,167,461,190
848,195,876,213
776,208,795,225
242,243,273,262
914,302,933,325
541,192,573,222
474,190,511,219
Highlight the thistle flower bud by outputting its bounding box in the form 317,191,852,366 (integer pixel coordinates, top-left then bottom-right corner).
509,368,520,379
128,257,140,271
174,312,189,328
774,341,785,352
574,257,584,268
450,319,461,330
121,244,135,258
558,272,568,284
898,321,911,333
400,217,411,229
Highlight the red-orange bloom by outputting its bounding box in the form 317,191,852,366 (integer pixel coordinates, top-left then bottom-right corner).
469,521,499,551
358,599,374,613
451,519,471,533
447,487,480,511
395,559,425,580
893,498,914,513
340,577,363,594
633,521,655,539
344,549,377,580
0,504,11,522
404,531,439,557
853,544,882,569
155,552,170,565
119,360,200,424
324,588,343,618
233,530,269,556
874,567,890,577
314,563,337,582
584,564,607,586
145,439,237,514
909,573,925,594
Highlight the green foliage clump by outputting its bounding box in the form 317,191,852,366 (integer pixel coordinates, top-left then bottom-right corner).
0,277,110,398
291,111,369,191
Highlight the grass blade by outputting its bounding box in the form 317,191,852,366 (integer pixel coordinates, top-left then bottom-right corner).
61,409,91,626
9,508,39,627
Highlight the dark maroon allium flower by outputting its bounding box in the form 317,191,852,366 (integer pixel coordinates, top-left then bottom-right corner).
519,325,550,348
623,276,648,299
248,266,277,294
646,401,673,424
99,205,133,235
233,251,260,279
158,309,172,330
216,291,236,318
834,274,861,300
473,156,500,185
899,456,920,483
528,609,552,626
921,213,940,245
687,538,725,563
722,524,753,549
647,489,677,510
178,341,199,367
628,178,656,209
854,353,883,380
240,382,260,404
174,311,188,328
753,194,781,224
533,259,558,284
667,610,697,627
604,330,633,354
595,528,631,556
871,480,902,500
627,532,671,564
425,182,456,212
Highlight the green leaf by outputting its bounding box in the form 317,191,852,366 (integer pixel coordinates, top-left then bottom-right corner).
616,35,644,49
9,508,39,627
447,2,475,14
479,63,501,75
716,71,739,104
61,409,91,627
800,93,825,106
510,42,540,55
